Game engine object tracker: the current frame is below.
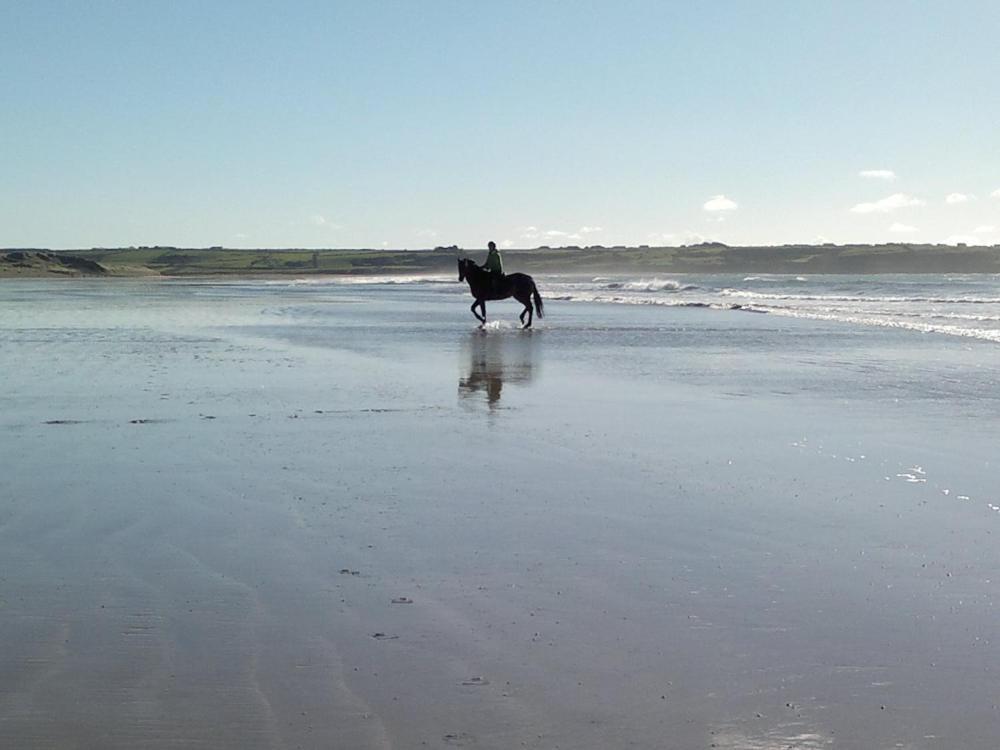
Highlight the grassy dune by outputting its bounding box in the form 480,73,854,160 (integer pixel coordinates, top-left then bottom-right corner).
3,242,1000,277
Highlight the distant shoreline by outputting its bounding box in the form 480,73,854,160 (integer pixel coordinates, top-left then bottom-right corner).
3,243,1000,277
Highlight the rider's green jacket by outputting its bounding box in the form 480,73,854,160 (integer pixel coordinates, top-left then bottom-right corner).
485,249,503,274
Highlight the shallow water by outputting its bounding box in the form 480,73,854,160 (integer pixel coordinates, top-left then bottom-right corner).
2,278,1000,748
324,271,1000,342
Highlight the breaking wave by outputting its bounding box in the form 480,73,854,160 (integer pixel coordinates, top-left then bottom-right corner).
754,306,1000,343
720,289,1000,304
601,278,699,292
541,274,1000,343
549,292,713,308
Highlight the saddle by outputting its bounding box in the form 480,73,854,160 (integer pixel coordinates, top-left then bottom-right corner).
489,271,505,295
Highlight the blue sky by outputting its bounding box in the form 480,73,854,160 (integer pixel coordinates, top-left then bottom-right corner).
3,1,999,249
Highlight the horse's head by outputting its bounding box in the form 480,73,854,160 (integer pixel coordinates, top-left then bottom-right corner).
457,257,468,282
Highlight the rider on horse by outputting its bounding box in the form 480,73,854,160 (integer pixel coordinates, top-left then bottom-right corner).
482,241,504,295
458,251,543,329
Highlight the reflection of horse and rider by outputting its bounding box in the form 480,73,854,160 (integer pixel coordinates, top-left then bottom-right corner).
458,330,538,409
458,241,544,328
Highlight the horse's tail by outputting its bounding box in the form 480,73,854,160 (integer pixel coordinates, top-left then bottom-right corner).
532,282,544,319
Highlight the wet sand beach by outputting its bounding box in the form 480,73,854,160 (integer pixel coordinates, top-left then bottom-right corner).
2,278,1000,749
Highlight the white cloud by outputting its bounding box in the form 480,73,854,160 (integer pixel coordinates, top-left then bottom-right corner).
535,230,585,242
945,192,973,204
703,195,738,212
520,227,587,244
850,193,925,213
992,189,1000,199
648,230,707,245
889,222,918,233
415,228,438,239
520,225,601,242
859,169,896,180
648,232,673,243
500,239,513,249
943,235,980,245
973,225,996,234
309,215,343,229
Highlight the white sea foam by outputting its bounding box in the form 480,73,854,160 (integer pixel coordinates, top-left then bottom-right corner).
549,292,714,308
742,275,809,282
539,274,1000,342
720,289,1000,304
928,312,1000,322
602,278,698,292
751,306,1000,343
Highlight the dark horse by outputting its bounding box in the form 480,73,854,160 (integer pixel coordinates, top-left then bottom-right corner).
458,258,544,328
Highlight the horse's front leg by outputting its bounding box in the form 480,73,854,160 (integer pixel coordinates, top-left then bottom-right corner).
479,300,487,325
471,299,485,324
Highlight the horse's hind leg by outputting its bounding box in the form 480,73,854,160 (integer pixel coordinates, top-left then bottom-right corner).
517,293,533,328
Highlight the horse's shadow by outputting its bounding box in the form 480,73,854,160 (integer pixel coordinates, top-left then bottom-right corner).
458,331,538,410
